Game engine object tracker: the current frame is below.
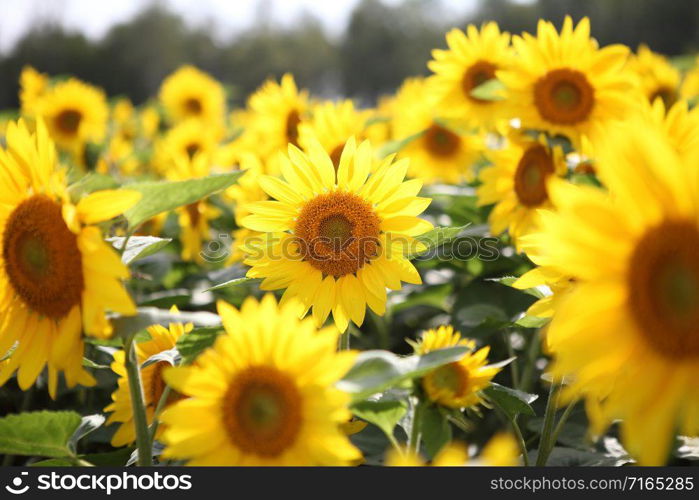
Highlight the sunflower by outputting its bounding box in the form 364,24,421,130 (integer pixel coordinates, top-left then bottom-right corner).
298,99,371,169
105,314,192,447
246,74,310,161
160,294,361,465
242,137,432,332
498,17,636,148
386,434,518,466
164,151,221,263
19,66,48,116
159,65,226,126
526,117,699,465
393,78,483,184
477,132,567,247
0,120,140,397
153,119,223,175
642,99,699,163
628,44,681,107
427,22,513,130
414,325,500,409
32,78,108,159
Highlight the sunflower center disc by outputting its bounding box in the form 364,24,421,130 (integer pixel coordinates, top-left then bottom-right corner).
149,361,183,410
629,220,699,359
533,68,595,125
55,109,82,135
430,362,468,397
3,195,84,319
462,60,498,103
285,109,301,147
224,366,302,457
184,97,202,115
295,191,381,277
513,144,555,207
424,124,460,157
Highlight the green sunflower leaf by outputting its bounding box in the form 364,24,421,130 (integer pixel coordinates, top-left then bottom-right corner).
376,130,426,158
483,382,538,420
108,236,172,265
406,224,470,259
420,404,453,459
470,78,506,101
122,171,245,230
351,400,408,441
205,276,259,292
0,411,82,458
176,326,224,362
338,346,468,402
67,172,119,202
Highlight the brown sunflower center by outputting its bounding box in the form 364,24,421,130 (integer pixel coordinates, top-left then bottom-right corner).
185,142,200,159
650,86,677,108
294,191,381,277
3,195,84,318
184,97,202,115
424,124,460,158
55,109,82,135
513,144,555,207
430,362,468,397
628,220,699,359
185,203,200,227
462,60,498,103
285,110,301,147
148,361,184,409
222,366,302,457
533,68,595,125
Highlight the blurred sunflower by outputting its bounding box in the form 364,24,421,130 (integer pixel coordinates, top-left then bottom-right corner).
19,66,48,116
153,119,223,175
159,65,226,126
413,325,500,409
105,314,192,447
33,78,108,160
160,294,361,466
165,152,221,263
528,118,699,465
0,120,140,397
628,44,681,107
393,78,483,184
386,434,518,466
498,17,636,148
477,132,566,247
242,137,432,332
298,99,371,169
246,74,310,160
427,22,512,130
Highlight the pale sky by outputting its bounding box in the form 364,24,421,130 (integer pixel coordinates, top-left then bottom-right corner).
0,0,481,54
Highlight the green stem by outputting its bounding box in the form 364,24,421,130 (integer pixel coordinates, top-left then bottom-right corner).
536,380,561,466
368,309,390,349
520,329,541,394
338,329,351,351
511,415,530,466
408,402,424,454
549,398,578,449
148,385,172,442
501,330,520,389
124,334,152,466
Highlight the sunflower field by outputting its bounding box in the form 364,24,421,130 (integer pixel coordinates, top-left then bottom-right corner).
0,16,698,470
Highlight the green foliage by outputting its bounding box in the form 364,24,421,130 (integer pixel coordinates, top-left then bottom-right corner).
338,346,468,402
0,411,82,458
110,307,220,340
206,277,259,292
176,326,224,362
484,382,538,419
470,79,506,101
420,404,452,459
123,171,244,230
109,236,172,264
351,400,408,441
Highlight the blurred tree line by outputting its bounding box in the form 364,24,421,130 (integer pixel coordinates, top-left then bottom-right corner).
1,0,699,109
